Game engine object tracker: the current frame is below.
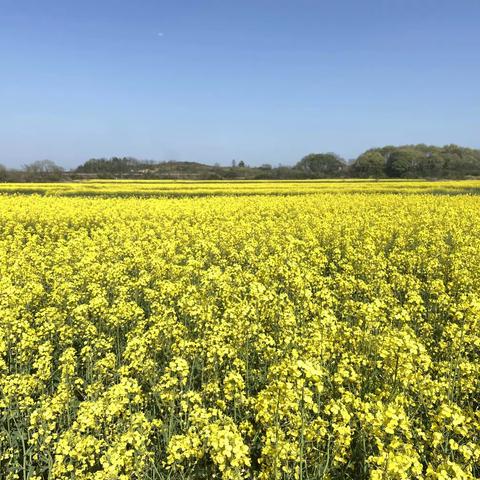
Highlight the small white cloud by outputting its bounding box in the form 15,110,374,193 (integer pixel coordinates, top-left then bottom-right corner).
157,32,164,37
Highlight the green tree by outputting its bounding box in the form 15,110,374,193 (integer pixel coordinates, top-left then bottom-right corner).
417,153,444,177
296,153,345,177
350,151,385,177
385,150,417,177
0,164,7,181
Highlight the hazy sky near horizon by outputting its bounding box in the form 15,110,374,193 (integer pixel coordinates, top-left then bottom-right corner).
1,0,479,168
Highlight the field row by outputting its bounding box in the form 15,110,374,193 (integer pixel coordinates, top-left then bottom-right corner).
1,179,480,197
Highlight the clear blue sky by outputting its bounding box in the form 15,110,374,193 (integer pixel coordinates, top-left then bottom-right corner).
1,0,479,168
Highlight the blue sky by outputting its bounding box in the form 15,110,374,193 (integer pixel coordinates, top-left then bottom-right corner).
1,0,479,168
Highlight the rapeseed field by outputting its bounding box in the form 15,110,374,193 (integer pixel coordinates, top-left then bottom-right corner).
1,181,479,479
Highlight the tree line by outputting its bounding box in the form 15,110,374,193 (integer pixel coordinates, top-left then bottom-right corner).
1,144,480,181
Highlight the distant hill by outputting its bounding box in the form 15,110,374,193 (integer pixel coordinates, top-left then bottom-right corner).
75,157,223,179
2,144,480,181
74,146,480,180
73,157,312,180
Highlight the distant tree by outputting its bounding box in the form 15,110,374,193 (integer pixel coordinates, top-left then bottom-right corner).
350,151,385,177
353,144,480,179
417,153,444,177
24,159,64,174
385,150,417,177
0,164,7,181
23,160,64,180
76,157,143,175
238,160,246,168
296,153,345,177
231,159,237,168
260,163,272,170
444,146,480,176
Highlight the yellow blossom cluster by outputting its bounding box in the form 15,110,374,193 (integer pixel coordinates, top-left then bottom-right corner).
1,182,479,479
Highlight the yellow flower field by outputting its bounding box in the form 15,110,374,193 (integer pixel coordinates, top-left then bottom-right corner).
1,181,479,479
1,178,480,197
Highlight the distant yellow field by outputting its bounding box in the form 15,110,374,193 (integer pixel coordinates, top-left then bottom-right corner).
1,182,479,479
1,178,480,196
